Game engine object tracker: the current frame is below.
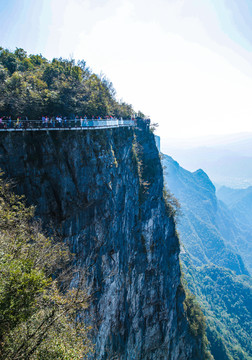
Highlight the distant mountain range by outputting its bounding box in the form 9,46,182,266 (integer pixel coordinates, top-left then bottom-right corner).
162,154,252,360
162,154,250,275
161,133,252,188
217,185,252,275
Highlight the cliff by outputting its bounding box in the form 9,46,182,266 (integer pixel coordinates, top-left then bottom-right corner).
0,123,205,359
162,154,248,276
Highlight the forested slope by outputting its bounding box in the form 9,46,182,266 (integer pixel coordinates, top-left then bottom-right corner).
163,154,252,360
0,175,93,359
217,186,252,273
0,47,134,119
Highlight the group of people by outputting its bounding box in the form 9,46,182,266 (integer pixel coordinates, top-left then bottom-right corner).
0,116,33,129
0,115,138,130
42,115,130,128
0,116,17,129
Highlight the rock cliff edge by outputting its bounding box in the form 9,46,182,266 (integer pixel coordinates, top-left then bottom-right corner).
0,122,205,359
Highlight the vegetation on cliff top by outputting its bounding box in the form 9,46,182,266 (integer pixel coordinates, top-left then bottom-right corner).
0,47,134,119
0,174,93,359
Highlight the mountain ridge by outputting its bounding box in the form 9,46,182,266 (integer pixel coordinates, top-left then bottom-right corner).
163,153,252,360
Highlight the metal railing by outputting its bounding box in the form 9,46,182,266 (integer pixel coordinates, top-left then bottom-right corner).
0,119,136,131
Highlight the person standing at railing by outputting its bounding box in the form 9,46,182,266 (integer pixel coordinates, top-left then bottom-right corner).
90,116,94,127
15,117,20,129
84,115,87,126
58,116,62,127
74,115,78,127
8,116,12,128
63,117,67,128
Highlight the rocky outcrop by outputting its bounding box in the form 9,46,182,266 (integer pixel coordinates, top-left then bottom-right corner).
0,123,205,359
162,154,249,276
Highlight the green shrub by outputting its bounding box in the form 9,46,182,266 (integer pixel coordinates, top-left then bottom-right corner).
0,174,93,359
184,291,213,360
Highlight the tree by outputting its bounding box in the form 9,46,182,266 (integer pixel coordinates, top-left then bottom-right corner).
0,49,18,74
0,174,93,359
184,291,213,360
0,47,137,119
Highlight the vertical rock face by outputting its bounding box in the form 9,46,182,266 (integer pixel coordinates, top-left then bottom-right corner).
0,124,204,359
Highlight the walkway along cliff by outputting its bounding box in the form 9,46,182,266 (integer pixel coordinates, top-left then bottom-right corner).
0,120,208,359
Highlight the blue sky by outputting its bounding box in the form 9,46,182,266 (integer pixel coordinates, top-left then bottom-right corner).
1,0,252,139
